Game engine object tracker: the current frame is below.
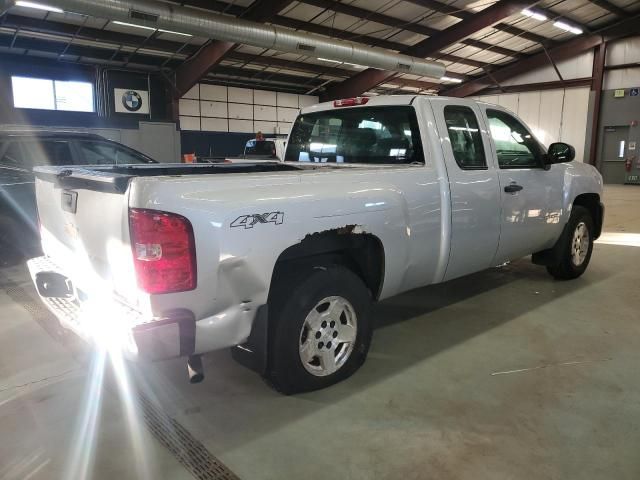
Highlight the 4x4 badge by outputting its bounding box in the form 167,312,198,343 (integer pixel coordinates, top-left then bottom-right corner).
231,212,284,229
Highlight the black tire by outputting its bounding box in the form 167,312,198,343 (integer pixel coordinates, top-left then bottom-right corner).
266,264,373,394
546,205,594,280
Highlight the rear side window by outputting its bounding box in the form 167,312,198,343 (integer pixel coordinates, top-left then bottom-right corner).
443,106,486,170
21,140,73,166
486,109,543,169
75,141,154,165
285,106,423,164
0,142,26,169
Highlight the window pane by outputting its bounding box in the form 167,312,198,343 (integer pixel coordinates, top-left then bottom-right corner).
54,80,94,112
12,77,55,110
285,106,422,164
245,140,276,157
487,109,542,169
76,141,117,165
76,141,150,165
0,142,26,169
22,141,73,166
443,106,486,169
618,140,625,158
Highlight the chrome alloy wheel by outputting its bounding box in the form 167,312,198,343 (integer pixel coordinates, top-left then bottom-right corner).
571,221,590,266
298,296,358,377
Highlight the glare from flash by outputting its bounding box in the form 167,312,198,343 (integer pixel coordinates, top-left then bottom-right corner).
596,232,640,247
63,350,106,480
62,247,151,479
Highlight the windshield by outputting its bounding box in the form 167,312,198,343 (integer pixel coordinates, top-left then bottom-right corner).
245,140,276,157
285,106,423,164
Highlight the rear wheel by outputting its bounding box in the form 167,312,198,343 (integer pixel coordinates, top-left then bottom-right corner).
266,264,372,394
546,206,594,280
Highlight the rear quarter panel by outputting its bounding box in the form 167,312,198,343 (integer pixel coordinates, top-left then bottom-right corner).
128,164,445,352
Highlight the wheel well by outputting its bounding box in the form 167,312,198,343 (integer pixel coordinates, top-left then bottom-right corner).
270,227,385,301
573,193,603,238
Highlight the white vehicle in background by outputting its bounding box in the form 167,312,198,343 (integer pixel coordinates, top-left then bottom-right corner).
243,137,287,161
28,95,603,394
198,138,287,164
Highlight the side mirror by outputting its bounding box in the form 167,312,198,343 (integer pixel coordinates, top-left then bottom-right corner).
546,142,575,165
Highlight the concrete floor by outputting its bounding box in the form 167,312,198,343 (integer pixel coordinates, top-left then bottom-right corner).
1,185,639,480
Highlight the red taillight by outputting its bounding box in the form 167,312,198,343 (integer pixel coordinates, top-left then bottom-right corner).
333,97,369,107
129,208,196,294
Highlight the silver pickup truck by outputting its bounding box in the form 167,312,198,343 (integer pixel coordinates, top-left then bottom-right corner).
27,95,604,394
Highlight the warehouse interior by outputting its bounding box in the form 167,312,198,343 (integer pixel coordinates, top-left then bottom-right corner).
1,0,640,479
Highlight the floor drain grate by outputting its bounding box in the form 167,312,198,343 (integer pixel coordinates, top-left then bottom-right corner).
137,393,240,480
1,270,241,480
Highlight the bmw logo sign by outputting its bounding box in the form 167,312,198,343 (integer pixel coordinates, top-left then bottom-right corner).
122,90,143,112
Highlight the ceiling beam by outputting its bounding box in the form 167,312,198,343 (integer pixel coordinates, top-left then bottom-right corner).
588,0,629,18
174,0,294,97
321,0,534,100
224,51,447,91
299,0,524,59
405,0,551,46
477,77,592,95
1,13,196,54
269,16,491,69
444,14,640,98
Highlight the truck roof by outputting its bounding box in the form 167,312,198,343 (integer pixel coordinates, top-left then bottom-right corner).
299,94,502,116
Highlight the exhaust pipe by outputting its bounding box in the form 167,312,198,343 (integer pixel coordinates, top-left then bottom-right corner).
187,355,204,384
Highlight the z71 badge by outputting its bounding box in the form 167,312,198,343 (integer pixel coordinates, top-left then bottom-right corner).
231,212,284,229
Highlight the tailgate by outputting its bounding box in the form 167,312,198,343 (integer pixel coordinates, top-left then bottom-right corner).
34,167,138,304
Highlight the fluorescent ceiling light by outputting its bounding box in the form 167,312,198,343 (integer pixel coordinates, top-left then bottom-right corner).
553,20,582,35
15,0,63,13
158,29,192,37
521,8,547,21
317,57,341,63
111,20,156,31
441,76,462,83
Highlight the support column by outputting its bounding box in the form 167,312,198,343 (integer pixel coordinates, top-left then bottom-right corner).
588,42,607,166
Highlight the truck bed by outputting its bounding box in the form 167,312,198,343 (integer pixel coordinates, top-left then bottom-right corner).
34,163,302,193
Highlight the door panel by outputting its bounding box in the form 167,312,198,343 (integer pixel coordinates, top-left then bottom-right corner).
429,98,501,281
600,126,629,184
481,107,564,263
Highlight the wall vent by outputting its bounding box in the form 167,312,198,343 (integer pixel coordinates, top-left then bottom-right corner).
130,10,159,23
297,43,316,52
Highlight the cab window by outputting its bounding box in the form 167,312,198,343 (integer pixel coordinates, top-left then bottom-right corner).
285,106,423,164
443,106,486,170
486,109,543,169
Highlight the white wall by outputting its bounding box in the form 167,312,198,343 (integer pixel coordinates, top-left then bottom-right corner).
179,84,318,135
501,51,594,87
604,36,640,90
474,87,591,163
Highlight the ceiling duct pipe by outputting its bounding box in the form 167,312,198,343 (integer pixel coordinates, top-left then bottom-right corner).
0,0,446,79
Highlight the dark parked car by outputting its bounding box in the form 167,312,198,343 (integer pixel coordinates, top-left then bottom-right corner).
0,130,157,264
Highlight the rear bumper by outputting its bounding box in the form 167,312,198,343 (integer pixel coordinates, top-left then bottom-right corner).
26,255,195,361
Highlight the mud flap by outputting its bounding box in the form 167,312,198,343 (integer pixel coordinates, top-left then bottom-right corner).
230,304,269,375
532,221,570,266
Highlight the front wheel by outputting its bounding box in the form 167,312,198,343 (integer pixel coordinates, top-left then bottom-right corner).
266,265,372,394
546,206,594,280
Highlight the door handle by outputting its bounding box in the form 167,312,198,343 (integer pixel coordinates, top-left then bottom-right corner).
504,184,523,193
